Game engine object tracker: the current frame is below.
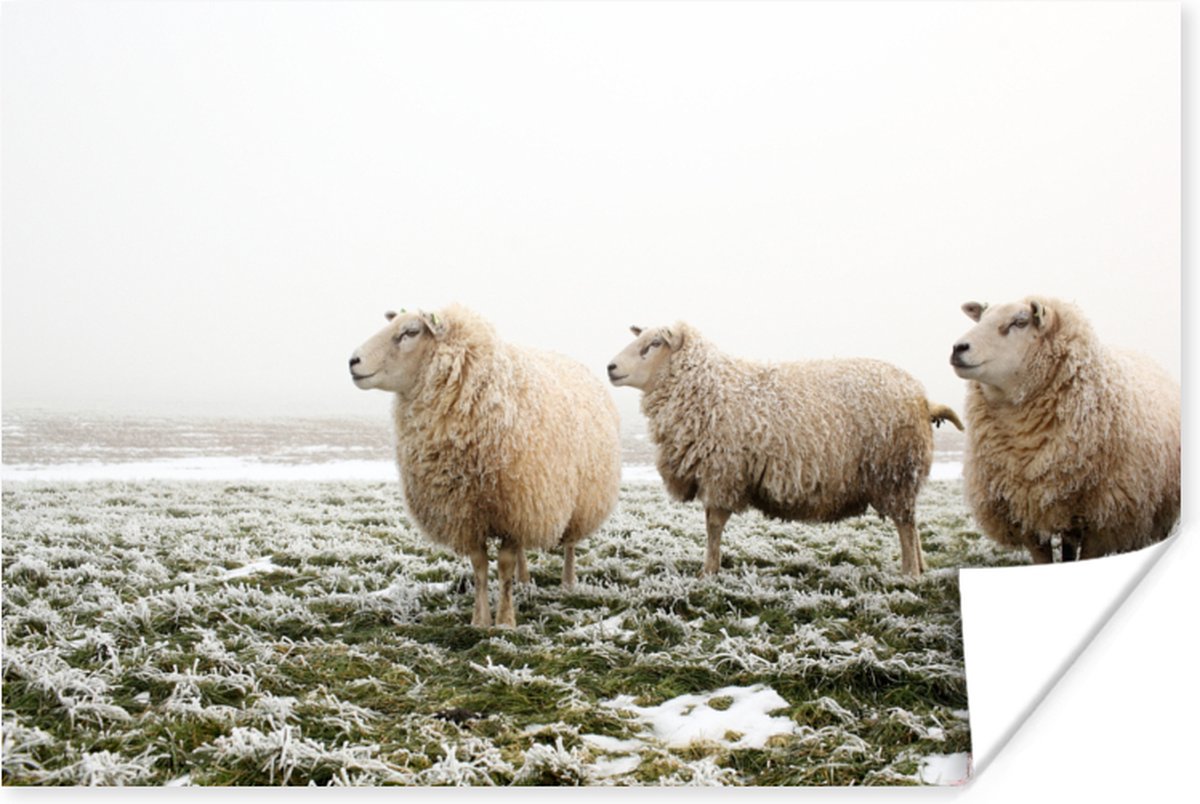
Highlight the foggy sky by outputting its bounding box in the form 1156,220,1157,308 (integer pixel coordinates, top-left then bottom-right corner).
1,2,1180,426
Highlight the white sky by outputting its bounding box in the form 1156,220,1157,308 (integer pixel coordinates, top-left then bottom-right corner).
1,1,1180,423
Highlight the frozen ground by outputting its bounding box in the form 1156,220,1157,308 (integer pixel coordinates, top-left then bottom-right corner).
1,413,1001,786
1,475,1022,786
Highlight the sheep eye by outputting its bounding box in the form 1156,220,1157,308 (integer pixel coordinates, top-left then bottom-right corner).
640,339,663,357
1002,316,1029,335
393,328,420,345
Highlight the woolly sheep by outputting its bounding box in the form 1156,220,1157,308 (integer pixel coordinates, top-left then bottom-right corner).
607,323,963,577
350,305,621,627
951,296,1180,562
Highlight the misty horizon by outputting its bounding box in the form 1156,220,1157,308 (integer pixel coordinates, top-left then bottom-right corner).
1,3,1180,422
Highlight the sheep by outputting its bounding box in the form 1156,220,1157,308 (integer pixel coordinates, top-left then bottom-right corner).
950,296,1180,563
607,323,963,577
349,305,622,627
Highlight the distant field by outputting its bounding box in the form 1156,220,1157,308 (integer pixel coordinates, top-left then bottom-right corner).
1,479,1022,786
0,411,965,480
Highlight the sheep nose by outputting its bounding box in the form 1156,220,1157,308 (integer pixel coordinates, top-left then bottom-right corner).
950,342,971,367
606,363,617,373
349,356,361,370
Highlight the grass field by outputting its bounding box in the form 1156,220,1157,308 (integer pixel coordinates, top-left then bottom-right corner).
1,479,1022,786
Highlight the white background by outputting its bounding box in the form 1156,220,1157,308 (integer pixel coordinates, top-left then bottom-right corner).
2,1,1180,424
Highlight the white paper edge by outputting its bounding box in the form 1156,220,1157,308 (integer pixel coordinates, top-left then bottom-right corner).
959,532,1178,775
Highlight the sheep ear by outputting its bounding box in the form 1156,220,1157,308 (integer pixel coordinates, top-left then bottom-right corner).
385,311,398,322
1030,300,1047,328
661,327,681,350
630,326,643,337
419,310,446,338
962,302,987,322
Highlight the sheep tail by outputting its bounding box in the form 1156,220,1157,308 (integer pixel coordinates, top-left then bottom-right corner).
928,402,964,431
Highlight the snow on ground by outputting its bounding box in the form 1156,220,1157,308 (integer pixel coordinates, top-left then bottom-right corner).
918,752,971,785
0,458,399,483
2,459,962,484
2,476,1014,786
605,684,798,749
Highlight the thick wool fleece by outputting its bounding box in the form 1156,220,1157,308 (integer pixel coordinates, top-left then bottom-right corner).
392,305,621,557
641,323,946,527
963,298,1180,558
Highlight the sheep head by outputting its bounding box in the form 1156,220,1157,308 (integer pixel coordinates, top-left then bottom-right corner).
951,297,1056,400
349,309,445,394
607,324,681,392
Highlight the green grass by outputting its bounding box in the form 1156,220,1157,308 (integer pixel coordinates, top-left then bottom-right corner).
1,479,1023,786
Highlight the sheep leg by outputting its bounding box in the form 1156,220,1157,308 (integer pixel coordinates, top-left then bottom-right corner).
517,549,531,585
895,518,924,577
1061,530,1082,562
468,546,492,628
496,538,519,629
702,507,731,576
562,543,577,590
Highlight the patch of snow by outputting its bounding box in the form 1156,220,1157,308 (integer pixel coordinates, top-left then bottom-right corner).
918,752,971,785
604,684,797,749
1,457,398,482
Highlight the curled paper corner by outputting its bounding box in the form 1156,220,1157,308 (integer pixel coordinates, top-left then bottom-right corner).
959,531,1182,777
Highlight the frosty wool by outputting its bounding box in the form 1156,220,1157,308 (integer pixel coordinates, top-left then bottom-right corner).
952,296,1180,562
608,323,962,576
351,305,621,627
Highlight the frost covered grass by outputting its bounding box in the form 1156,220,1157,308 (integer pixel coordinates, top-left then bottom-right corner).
2,479,1021,786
